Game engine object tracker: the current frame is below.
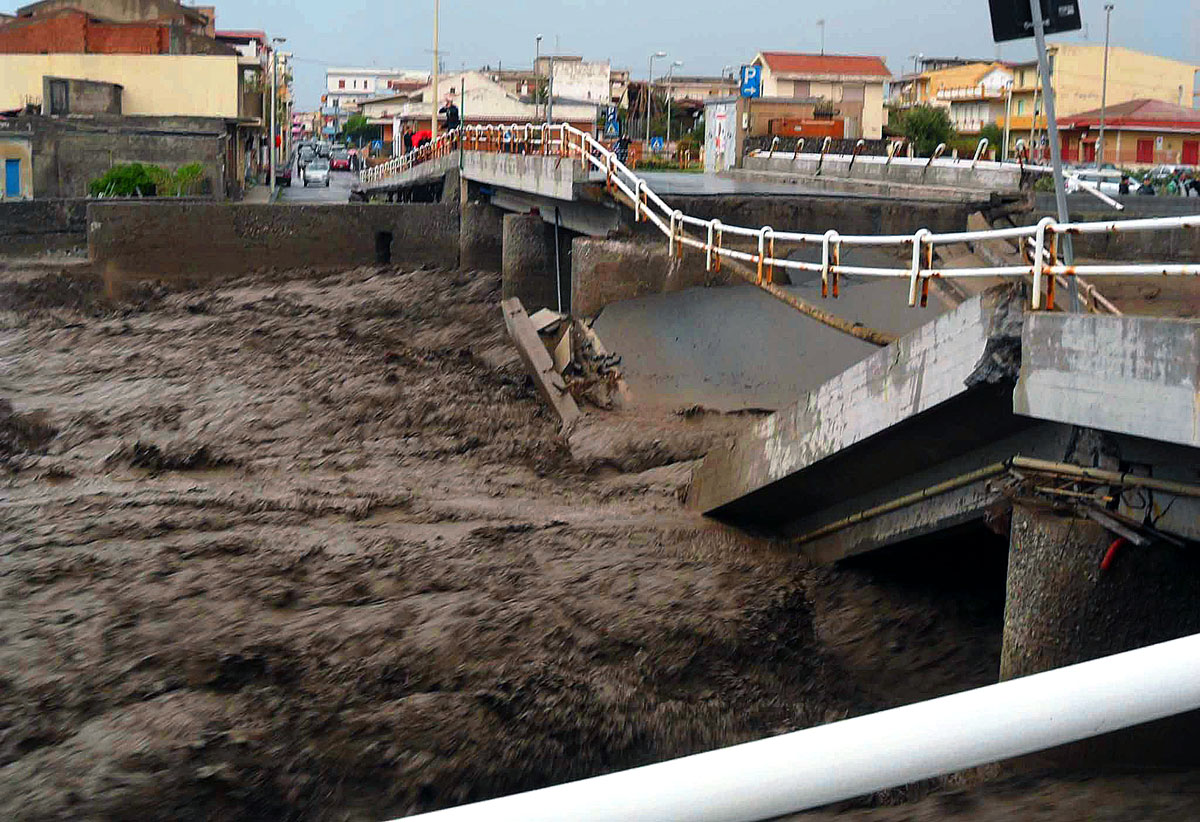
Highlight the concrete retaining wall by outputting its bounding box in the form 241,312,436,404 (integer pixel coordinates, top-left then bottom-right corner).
0,198,89,255
89,202,460,289
571,237,732,318
743,153,1023,194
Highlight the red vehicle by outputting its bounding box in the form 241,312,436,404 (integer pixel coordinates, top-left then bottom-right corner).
329,149,352,171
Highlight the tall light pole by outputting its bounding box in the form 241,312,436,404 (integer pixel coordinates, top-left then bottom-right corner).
535,34,543,116
269,36,286,197
1097,4,1114,167
1029,0,1077,311
665,60,683,147
646,51,666,146
817,19,826,56
431,0,440,144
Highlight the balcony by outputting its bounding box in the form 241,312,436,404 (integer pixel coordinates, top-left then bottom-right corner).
239,90,264,122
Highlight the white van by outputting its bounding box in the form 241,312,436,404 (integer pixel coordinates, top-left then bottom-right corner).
1066,169,1140,196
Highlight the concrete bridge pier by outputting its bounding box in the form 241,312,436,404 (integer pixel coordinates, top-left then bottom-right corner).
460,200,505,272
501,212,570,314
1001,502,1200,765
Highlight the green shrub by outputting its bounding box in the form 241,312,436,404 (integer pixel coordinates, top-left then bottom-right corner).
89,163,163,197
89,162,207,197
899,105,956,157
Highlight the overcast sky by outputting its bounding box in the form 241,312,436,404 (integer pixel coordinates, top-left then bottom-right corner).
213,0,1199,111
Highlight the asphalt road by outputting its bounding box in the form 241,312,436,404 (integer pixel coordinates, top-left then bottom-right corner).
280,160,359,203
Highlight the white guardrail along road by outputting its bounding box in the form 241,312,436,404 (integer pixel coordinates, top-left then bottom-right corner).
363,124,1200,311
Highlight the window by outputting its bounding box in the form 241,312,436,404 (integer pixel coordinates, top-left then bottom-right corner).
1017,99,1026,115
48,80,69,116
842,84,865,103
338,79,346,89
792,81,811,99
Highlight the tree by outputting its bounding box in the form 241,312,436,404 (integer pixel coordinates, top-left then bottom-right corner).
900,105,956,157
342,114,375,143
980,122,1004,150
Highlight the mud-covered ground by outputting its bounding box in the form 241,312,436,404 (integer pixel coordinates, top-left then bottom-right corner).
2,262,1197,820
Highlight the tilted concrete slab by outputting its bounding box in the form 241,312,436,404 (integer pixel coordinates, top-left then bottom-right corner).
742,153,1024,195
688,286,1027,521
1015,313,1200,449
356,155,458,196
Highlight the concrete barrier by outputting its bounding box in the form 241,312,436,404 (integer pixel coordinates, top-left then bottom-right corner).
460,200,505,271
742,153,1024,194
88,202,459,290
1,198,89,255
571,237,732,318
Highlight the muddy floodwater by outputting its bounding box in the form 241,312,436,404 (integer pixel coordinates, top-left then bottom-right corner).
2,262,1198,820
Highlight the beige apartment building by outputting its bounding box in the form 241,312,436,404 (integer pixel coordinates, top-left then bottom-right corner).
750,52,891,139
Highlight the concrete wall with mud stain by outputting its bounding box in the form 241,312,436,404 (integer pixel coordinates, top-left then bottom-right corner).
88,202,460,290
0,198,89,255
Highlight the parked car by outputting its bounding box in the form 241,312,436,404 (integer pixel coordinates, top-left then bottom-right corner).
302,158,330,187
330,149,352,171
1065,169,1141,196
274,165,292,187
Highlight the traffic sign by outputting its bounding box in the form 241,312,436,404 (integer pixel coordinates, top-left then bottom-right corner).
989,0,1082,42
650,137,665,152
740,65,762,98
605,106,620,137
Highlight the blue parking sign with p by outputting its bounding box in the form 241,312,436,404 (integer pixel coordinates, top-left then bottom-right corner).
740,65,762,98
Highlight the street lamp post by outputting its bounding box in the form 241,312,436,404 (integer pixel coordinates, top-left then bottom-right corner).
431,0,440,144
646,51,666,147
269,36,286,197
1098,4,1114,167
817,19,826,56
665,60,683,147
535,34,543,117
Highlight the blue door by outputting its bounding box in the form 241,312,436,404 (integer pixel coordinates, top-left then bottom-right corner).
4,159,20,198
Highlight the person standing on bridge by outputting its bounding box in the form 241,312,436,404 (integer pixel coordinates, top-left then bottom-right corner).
439,89,460,132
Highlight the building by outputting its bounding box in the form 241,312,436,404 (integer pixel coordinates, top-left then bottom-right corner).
0,6,232,55
0,1,282,198
0,76,229,198
657,74,738,102
749,52,891,139
1006,44,1199,156
322,66,429,134
357,70,600,152
1059,99,1200,167
933,63,1014,135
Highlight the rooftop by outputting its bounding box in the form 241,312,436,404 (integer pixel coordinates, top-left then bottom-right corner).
1061,98,1200,128
757,52,891,78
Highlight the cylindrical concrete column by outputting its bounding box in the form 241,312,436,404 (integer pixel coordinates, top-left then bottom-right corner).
460,201,505,272
1002,503,1200,765
502,213,559,313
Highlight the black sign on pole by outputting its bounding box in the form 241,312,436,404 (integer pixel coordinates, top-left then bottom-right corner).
989,0,1082,42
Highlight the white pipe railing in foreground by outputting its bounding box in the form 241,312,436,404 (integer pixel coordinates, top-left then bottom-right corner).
362,122,1200,311
390,632,1200,822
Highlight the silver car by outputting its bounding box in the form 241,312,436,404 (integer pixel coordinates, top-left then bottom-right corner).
302,158,330,187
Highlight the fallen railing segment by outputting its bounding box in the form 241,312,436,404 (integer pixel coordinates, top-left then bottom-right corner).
389,632,1200,822
362,123,1200,311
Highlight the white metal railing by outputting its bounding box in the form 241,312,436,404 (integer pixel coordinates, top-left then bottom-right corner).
363,122,1200,311
393,632,1200,822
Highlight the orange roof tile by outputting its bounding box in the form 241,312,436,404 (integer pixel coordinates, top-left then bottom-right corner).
759,52,891,78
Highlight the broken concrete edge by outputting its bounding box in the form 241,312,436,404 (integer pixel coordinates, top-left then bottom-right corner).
576,316,631,407
686,285,1023,516
501,297,582,434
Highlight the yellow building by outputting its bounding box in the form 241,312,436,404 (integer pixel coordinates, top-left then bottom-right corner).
1,53,240,117
1005,44,1199,157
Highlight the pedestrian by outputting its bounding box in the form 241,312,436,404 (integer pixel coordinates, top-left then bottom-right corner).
615,132,631,164
439,91,461,132
1118,174,1131,196
402,127,414,155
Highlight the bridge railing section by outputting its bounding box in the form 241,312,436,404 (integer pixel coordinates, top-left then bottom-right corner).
363,123,1200,311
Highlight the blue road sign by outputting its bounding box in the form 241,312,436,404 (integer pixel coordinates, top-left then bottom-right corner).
605,107,620,137
650,136,665,152
740,65,762,98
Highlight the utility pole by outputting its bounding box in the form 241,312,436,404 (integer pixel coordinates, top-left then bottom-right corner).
818,19,826,56
666,60,683,147
1098,4,1114,167
646,51,666,146
1003,82,1013,160
1029,0,1077,311
270,36,286,197
547,54,555,124
431,0,440,144
535,34,543,118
